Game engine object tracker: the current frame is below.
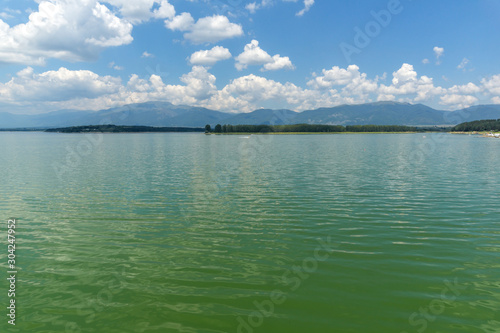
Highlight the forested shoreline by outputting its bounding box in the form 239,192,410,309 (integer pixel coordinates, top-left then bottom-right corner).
205,124,423,133
451,119,500,132
45,125,205,133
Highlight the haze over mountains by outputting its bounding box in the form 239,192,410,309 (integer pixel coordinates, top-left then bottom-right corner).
1,101,500,129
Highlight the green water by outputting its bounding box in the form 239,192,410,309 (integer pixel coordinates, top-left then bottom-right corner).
1,132,499,333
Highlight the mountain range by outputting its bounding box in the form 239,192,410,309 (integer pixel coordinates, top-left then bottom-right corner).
1,101,500,129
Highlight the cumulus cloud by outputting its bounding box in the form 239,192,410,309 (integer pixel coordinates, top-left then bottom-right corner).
0,67,122,103
2,63,500,114
235,40,294,71
262,55,294,71
0,0,133,65
378,64,445,102
481,75,500,96
164,12,194,31
307,65,378,102
447,82,480,95
189,46,232,66
104,0,175,23
391,63,417,86
208,74,332,112
235,40,272,70
309,65,366,88
165,14,243,44
439,94,478,109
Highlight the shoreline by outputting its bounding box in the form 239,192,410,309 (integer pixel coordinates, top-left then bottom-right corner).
205,131,422,135
451,131,500,138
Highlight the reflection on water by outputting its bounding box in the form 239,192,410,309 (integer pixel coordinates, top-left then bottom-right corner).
0,132,499,333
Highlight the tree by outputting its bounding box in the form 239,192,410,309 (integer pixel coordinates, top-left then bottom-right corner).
205,124,211,133
214,124,222,133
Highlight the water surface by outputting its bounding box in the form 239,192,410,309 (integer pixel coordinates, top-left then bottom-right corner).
1,132,499,333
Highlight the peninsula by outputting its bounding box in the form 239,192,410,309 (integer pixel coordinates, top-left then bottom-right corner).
45,125,205,133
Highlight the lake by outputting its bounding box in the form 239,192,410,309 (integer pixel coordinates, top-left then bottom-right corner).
1,132,499,333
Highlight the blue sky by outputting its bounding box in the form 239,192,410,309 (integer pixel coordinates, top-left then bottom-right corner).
0,0,499,114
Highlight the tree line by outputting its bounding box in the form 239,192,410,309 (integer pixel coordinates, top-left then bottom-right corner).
205,123,419,133
451,119,500,132
46,125,205,133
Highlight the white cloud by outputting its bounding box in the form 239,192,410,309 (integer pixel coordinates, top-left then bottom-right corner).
439,94,478,109
0,66,335,113
308,65,364,88
296,0,314,16
0,12,13,20
433,46,444,64
481,75,500,96
422,58,429,64
141,51,154,58
245,1,273,14
245,2,259,14
262,55,294,71
235,40,294,71
153,0,176,19
0,67,122,103
0,8,21,20
108,61,123,70
164,12,194,31
447,82,480,95
235,40,272,70
209,74,327,112
377,94,395,101
103,0,175,23
457,58,469,71
307,64,378,102
189,46,232,66
245,0,314,16
166,14,243,44
2,63,499,115
0,0,133,65
392,63,417,86
378,64,445,101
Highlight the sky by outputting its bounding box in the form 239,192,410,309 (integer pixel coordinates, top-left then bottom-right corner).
0,0,500,114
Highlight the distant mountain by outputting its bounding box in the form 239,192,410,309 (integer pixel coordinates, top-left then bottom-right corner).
0,102,227,128
453,105,500,123
78,102,228,127
290,102,450,126
1,101,500,129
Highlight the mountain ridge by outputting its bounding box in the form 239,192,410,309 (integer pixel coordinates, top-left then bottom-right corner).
1,101,500,129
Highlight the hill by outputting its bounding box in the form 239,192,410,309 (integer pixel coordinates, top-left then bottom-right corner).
451,119,500,132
